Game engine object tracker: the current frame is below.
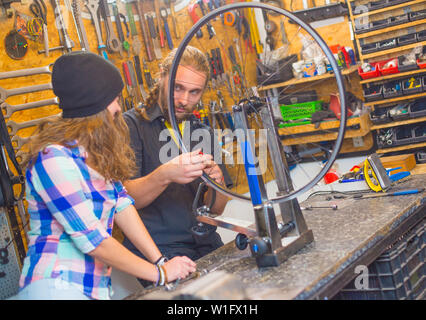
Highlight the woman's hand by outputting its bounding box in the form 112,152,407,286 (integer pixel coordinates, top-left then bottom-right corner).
162,256,197,282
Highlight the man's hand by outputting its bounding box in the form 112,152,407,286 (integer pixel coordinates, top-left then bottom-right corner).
161,149,213,185
204,161,224,185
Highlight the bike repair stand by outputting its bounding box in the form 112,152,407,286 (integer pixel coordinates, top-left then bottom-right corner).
196,100,314,268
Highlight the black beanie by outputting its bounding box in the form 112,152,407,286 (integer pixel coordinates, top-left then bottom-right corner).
52,51,124,118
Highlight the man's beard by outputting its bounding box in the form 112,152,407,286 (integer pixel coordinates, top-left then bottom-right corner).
159,86,193,123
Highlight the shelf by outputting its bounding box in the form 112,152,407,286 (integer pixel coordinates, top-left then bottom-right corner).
361,41,426,60
360,68,426,84
364,92,426,107
376,141,426,154
353,0,426,19
356,19,426,39
278,113,371,146
371,116,426,129
258,66,359,91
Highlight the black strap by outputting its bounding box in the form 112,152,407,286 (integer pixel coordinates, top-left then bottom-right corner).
0,111,25,207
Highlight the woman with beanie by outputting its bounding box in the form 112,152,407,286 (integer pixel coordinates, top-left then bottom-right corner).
14,51,196,300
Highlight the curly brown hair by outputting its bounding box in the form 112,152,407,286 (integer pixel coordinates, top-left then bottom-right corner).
139,46,210,120
23,108,136,182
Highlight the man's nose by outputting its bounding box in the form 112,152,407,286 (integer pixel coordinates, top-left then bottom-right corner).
177,91,189,104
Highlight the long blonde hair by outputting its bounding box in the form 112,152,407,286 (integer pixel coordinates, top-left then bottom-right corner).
139,46,210,120
23,109,136,182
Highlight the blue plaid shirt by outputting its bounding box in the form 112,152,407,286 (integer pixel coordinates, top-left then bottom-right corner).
19,143,134,300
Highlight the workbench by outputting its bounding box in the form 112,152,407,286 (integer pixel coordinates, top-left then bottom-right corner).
125,174,425,300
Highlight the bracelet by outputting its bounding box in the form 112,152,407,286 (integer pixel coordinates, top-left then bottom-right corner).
162,265,168,284
155,265,161,287
155,255,168,266
158,265,165,286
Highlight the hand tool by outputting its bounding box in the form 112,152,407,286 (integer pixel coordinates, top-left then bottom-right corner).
301,204,338,210
197,0,215,38
68,0,91,51
354,188,424,199
100,0,122,55
135,0,154,61
153,0,165,48
111,2,130,54
146,13,162,60
122,62,135,110
188,3,203,38
0,83,52,103
206,52,216,90
0,65,51,80
164,0,179,39
126,60,140,103
133,55,147,101
85,0,108,59
160,7,173,49
29,0,49,57
1,97,59,119
124,1,142,56
211,49,221,86
11,135,30,151
49,0,74,53
214,47,226,86
142,58,154,89
7,114,60,136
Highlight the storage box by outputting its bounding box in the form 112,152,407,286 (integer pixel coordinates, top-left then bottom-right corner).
398,56,418,72
334,221,425,300
388,14,409,27
402,77,422,95
417,58,426,69
378,38,397,50
363,84,383,101
409,9,426,21
397,33,417,46
380,154,417,173
361,42,379,54
358,62,380,79
417,30,426,42
383,80,402,98
279,100,323,127
368,0,388,11
256,54,298,86
370,106,392,125
378,58,399,76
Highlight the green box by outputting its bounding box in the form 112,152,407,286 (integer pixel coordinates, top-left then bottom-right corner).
279,100,323,127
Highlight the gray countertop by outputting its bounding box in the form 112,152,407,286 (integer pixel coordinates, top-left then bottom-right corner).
126,174,425,300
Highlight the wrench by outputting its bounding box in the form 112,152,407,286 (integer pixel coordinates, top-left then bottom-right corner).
7,114,61,136
0,83,53,103
101,0,122,55
69,0,91,51
125,1,142,56
1,97,59,119
85,0,108,59
0,65,51,80
11,135,31,151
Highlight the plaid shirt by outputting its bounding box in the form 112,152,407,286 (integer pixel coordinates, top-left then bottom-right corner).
19,143,134,300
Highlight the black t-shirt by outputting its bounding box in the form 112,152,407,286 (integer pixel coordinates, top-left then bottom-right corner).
122,105,232,261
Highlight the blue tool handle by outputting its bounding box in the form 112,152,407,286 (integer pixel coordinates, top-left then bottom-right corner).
389,171,410,182
392,189,423,196
164,20,174,49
